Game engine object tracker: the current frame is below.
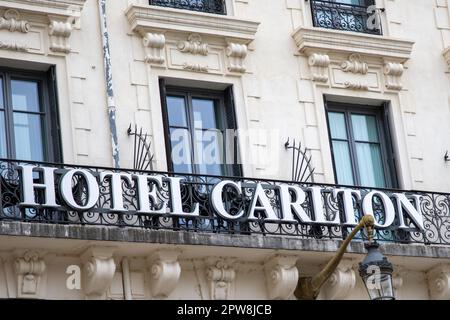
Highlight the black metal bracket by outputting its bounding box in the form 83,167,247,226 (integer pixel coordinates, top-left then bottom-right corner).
127,124,154,171
285,138,315,183
445,151,450,162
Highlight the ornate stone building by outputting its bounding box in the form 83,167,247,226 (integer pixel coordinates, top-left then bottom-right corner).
0,0,449,300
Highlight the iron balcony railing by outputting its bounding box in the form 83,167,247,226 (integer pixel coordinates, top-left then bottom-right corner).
1,159,450,246
309,0,383,35
149,0,226,15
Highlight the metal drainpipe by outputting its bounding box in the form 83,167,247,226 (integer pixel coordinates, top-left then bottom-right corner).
98,0,120,168
121,257,133,300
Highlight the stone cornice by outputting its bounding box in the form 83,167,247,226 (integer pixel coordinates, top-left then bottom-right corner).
125,5,259,43
0,0,86,19
292,27,414,62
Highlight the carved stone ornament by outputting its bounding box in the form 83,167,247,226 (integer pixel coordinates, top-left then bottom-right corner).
308,53,330,83
0,41,28,52
177,34,208,56
320,260,356,300
143,32,166,64
206,259,236,300
147,250,182,298
427,265,450,300
226,43,248,73
48,19,73,53
14,251,46,299
183,63,209,73
341,53,368,74
384,62,404,90
344,81,369,91
81,247,116,298
0,9,30,33
264,255,299,300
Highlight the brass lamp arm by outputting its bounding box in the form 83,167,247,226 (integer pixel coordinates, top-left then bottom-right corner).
294,215,375,300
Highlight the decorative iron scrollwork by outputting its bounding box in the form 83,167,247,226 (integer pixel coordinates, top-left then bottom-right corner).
0,159,449,245
309,0,383,35
149,0,226,15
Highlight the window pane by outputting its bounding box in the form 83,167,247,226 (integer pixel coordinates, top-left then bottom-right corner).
0,111,6,158
194,129,224,176
13,113,44,161
167,96,187,127
12,80,40,112
355,142,386,188
332,140,354,185
328,112,348,139
351,114,379,142
193,98,219,129
169,127,192,174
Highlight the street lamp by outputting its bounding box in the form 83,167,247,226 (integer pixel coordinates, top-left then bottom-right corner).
358,242,395,300
294,215,395,300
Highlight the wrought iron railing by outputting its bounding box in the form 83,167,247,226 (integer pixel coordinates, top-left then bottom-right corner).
149,0,226,15
0,159,449,245
309,0,383,35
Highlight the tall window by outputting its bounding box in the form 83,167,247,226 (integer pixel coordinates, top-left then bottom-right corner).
149,0,227,15
326,102,396,188
160,81,240,176
0,68,61,162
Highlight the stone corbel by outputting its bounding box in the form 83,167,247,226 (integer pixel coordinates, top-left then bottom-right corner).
308,53,330,83
384,61,404,90
264,255,299,300
427,265,450,300
81,247,116,299
147,250,181,298
226,43,248,73
320,260,356,300
341,53,368,74
0,9,30,33
48,18,73,54
143,32,166,65
14,251,46,299
206,259,236,300
177,34,208,56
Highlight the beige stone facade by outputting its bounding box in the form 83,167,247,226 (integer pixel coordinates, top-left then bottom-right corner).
0,0,449,300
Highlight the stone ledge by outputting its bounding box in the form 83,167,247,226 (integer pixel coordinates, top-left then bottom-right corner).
292,26,414,62
0,221,449,259
0,0,86,19
125,4,260,42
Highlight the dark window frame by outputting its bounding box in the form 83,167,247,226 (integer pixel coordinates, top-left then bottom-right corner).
159,79,241,177
325,100,398,189
0,67,62,163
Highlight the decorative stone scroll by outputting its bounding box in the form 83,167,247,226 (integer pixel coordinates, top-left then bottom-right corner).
308,53,330,83
147,250,181,298
341,54,368,74
264,255,299,300
206,259,236,300
226,43,248,73
177,34,208,56
81,247,116,298
427,265,450,300
48,20,72,53
320,260,356,300
384,62,404,90
14,251,46,299
143,33,166,64
0,9,30,33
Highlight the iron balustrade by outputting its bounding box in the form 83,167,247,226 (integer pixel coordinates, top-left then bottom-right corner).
149,0,226,15
0,158,449,245
309,0,383,35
